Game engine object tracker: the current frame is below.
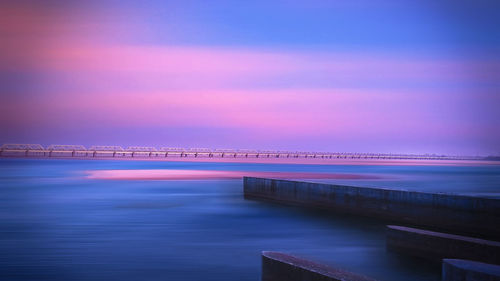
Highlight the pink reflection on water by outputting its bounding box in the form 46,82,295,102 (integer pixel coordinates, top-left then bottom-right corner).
85,169,381,181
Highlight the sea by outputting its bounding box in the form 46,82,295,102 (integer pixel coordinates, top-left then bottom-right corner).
1,158,499,281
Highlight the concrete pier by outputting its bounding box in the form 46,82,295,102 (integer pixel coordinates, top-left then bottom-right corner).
243,177,500,239
386,225,500,264
442,259,500,281
261,251,377,281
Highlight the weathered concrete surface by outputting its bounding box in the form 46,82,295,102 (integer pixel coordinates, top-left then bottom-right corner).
243,177,500,239
443,259,500,281
261,251,377,281
386,225,500,264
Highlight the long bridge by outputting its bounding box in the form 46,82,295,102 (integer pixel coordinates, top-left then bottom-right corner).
0,143,489,161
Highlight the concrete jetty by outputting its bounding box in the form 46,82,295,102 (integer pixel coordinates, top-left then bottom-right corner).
386,225,500,264
442,259,500,281
261,251,377,281
243,177,500,239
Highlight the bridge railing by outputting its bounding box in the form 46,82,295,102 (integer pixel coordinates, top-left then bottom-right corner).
159,147,185,151
126,146,157,152
89,146,124,151
0,144,44,150
46,145,87,151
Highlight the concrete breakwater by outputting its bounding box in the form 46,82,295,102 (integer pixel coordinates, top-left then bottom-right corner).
243,177,500,240
261,251,377,281
442,259,500,281
386,225,500,264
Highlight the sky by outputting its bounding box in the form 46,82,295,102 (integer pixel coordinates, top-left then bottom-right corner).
1,0,499,155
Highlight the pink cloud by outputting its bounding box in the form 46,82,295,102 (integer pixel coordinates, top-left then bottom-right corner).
2,87,488,141
3,42,498,84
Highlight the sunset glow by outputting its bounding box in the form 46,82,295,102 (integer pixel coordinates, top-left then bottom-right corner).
1,0,499,155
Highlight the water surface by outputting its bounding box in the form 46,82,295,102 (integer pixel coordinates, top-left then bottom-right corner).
1,158,499,280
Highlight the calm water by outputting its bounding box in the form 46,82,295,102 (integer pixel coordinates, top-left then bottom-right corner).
1,158,499,281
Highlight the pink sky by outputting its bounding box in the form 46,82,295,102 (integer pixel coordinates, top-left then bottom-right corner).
1,1,499,155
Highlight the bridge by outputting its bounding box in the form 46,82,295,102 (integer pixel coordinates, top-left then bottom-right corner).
0,143,486,161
